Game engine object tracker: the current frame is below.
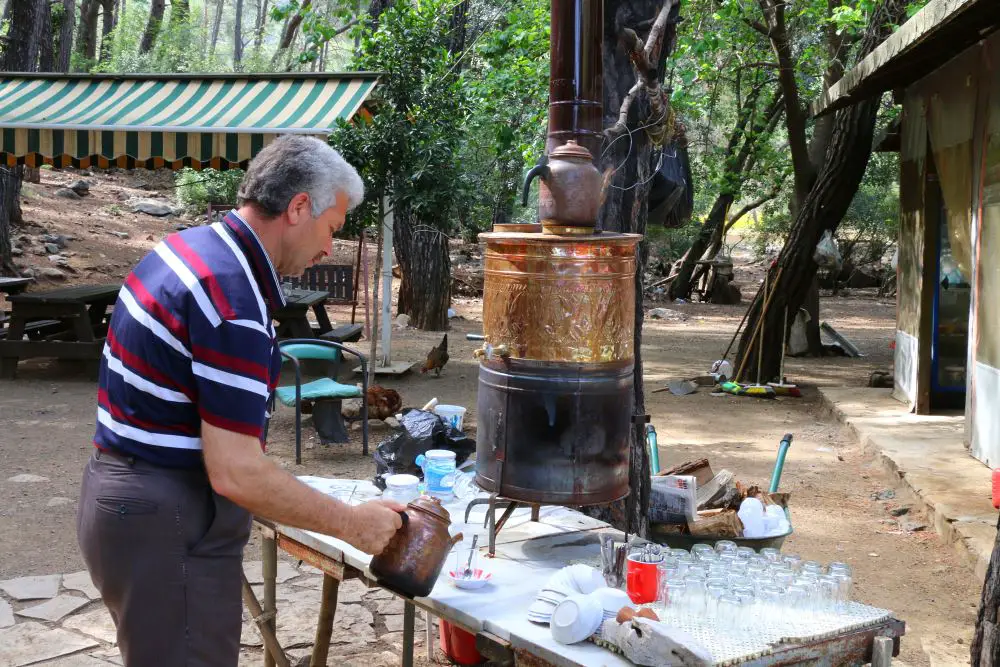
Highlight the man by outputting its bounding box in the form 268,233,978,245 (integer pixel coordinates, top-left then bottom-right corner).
77,136,404,666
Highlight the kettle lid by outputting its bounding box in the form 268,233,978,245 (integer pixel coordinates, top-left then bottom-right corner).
549,140,594,161
407,495,452,523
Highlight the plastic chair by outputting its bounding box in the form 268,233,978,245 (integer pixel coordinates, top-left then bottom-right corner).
275,338,369,464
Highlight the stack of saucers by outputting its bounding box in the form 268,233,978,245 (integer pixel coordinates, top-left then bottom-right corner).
527,565,605,624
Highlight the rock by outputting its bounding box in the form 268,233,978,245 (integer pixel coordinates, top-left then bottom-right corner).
0,574,61,600
889,505,911,517
63,570,101,600
54,187,82,200
40,267,67,280
384,612,425,633
42,233,68,248
647,308,688,321
242,560,300,585
8,473,49,483
903,521,928,533
175,224,191,231
16,594,90,622
0,599,13,628
47,496,74,507
342,398,363,419
131,199,174,217
33,247,47,255
62,606,118,644
108,231,129,239
872,489,896,501
384,417,401,429
45,243,61,254
21,267,36,278
69,180,91,195
394,313,410,329
11,246,22,256
0,621,99,666
49,255,69,267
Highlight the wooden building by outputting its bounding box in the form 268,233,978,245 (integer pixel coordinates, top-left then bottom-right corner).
813,0,1000,465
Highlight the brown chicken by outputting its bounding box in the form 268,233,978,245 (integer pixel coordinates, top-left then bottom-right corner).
366,385,402,420
420,334,449,377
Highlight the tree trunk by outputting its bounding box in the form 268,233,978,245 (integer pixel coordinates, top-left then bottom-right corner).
272,0,311,66
234,0,245,65
734,0,907,383
38,2,55,72
669,194,733,300
139,0,165,54
0,167,23,277
254,0,268,51
447,0,469,59
209,0,224,56
98,0,115,63
3,0,45,70
75,0,99,64
580,0,679,538
57,0,75,71
973,514,1000,666
393,206,451,331
367,0,392,32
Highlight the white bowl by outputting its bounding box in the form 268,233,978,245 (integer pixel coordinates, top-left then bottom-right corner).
551,594,604,645
591,587,635,616
447,569,492,590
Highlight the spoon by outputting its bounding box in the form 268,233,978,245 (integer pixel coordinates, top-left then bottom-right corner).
463,535,479,579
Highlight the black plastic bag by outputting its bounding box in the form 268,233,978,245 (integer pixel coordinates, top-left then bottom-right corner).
372,409,476,490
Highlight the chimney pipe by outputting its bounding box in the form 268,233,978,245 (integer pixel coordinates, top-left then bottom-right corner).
547,0,603,160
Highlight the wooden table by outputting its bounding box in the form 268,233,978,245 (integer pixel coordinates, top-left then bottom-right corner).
250,482,905,667
0,283,119,379
0,277,32,297
273,287,333,339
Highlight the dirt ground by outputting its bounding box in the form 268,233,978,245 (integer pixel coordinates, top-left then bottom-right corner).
0,169,981,665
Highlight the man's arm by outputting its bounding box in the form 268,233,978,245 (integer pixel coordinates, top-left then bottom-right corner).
201,420,403,554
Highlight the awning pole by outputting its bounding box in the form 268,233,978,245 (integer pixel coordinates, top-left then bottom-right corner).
379,198,394,367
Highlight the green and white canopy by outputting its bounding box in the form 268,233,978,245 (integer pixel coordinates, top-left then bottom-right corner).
0,73,378,171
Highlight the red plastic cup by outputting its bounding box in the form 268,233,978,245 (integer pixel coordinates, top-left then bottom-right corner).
626,554,660,605
992,469,1000,509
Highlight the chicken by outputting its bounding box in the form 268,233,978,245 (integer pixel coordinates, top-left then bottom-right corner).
366,385,402,421
420,334,449,377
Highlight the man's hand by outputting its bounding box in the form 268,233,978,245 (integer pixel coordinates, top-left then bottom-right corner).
344,499,406,554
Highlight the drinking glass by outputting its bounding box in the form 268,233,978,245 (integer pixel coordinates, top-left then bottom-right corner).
760,547,782,562
828,562,853,577
784,583,809,618
684,576,708,616
671,548,693,561
728,560,749,576
687,564,709,579
758,583,784,631
832,572,853,609
659,577,686,620
692,544,715,560
818,575,840,613
717,593,741,631
736,546,756,560
781,553,803,571
771,570,795,590
715,540,738,555
706,581,728,617
801,560,825,576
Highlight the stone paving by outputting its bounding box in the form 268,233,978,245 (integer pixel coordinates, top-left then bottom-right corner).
0,559,425,667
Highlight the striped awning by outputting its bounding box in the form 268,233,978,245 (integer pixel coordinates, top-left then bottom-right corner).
0,73,379,171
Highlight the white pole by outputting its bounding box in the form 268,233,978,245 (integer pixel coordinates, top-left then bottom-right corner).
380,198,394,367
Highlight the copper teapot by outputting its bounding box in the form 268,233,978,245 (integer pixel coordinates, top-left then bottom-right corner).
521,140,603,231
369,496,463,598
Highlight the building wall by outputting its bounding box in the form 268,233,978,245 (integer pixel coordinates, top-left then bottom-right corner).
971,33,1000,466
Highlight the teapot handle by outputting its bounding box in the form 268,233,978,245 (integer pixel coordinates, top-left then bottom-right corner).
397,511,409,527
521,155,550,206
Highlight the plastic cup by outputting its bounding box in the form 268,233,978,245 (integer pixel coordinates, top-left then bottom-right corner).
434,404,467,431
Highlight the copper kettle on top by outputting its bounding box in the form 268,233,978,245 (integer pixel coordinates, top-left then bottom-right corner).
369,495,464,598
521,140,603,232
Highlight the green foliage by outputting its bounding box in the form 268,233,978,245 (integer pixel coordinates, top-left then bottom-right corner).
174,168,245,212
330,0,469,236
94,3,221,73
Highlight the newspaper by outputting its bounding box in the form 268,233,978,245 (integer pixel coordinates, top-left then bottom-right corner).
649,475,697,525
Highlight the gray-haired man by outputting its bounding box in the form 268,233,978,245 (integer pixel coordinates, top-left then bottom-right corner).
77,136,403,666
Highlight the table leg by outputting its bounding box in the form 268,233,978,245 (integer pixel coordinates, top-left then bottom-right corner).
402,601,415,667
263,535,279,667
241,574,290,667
872,636,893,667
425,610,434,661
312,303,333,335
0,315,26,379
310,574,340,667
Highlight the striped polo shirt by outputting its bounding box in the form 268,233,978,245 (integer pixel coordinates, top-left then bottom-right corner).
93,211,286,469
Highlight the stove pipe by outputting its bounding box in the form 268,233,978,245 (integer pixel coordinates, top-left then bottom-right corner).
547,0,604,158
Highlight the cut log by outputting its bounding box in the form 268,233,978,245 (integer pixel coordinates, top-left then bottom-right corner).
695,470,734,509
657,458,714,486
688,510,743,538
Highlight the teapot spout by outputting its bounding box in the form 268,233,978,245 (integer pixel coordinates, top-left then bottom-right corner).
449,533,465,549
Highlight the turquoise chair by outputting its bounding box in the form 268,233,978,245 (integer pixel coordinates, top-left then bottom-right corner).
275,338,369,464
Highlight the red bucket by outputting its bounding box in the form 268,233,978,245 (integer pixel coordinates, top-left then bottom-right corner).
438,619,482,665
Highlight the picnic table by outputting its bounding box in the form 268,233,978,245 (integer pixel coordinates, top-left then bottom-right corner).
250,479,905,667
0,284,119,379
273,287,333,339
0,277,32,297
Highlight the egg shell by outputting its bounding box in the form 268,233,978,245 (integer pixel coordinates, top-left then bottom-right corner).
636,607,659,621
616,607,636,623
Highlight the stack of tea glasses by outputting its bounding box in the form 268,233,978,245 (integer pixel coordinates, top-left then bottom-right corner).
655,541,853,634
